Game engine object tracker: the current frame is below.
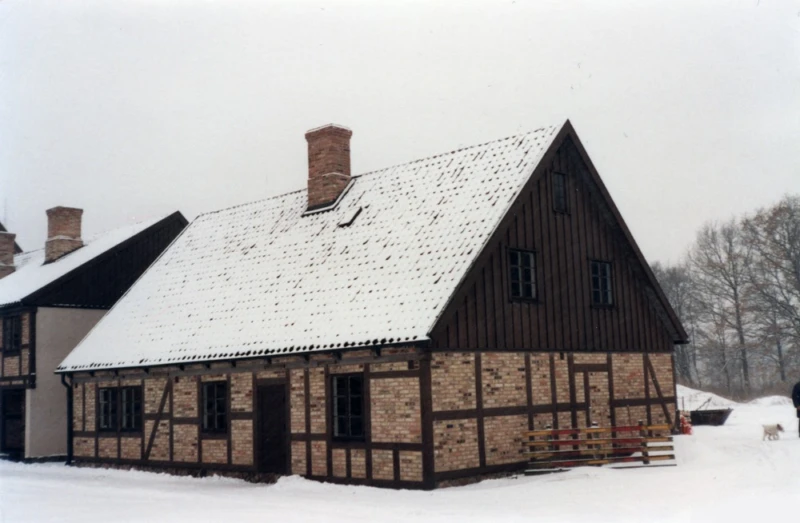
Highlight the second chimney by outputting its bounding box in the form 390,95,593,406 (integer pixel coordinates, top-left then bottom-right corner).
45,206,84,264
305,124,353,211
0,231,15,279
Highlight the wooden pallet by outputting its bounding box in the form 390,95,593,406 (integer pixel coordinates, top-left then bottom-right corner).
525,422,675,474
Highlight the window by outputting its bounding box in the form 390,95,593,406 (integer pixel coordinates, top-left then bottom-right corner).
332,375,364,440
508,249,537,300
98,388,118,431
120,387,143,432
591,261,614,306
2,315,22,353
553,172,568,213
98,387,142,432
202,382,227,434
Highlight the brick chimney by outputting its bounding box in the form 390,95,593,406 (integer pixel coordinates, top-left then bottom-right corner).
45,206,84,264
0,231,15,279
305,124,353,211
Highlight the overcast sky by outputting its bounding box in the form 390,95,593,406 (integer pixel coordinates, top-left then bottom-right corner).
1,0,798,265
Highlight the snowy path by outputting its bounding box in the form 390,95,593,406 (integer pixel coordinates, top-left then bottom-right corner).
2,389,799,523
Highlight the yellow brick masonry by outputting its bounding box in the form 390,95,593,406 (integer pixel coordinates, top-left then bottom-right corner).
332,448,347,478
433,418,480,472
430,351,676,475
431,352,475,412
370,377,421,443
202,439,228,464
173,377,197,418
399,451,423,482
371,449,394,480
481,353,526,408
173,424,198,462
231,373,253,413
232,420,253,465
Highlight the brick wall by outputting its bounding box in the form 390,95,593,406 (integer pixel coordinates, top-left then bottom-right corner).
311,441,327,476
483,414,527,466
350,449,366,479
289,369,306,434
231,420,253,465
291,441,307,475
173,377,197,417
309,368,326,434
431,352,475,411
612,353,644,400
202,439,227,464
74,437,94,457
481,353,526,408
120,437,141,460
332,448,347,478
399,451,423,482
433,419,480,472
371,449,394,480
371,377,421,443
231,374,253,412
98,437,117,459
173,424,198,462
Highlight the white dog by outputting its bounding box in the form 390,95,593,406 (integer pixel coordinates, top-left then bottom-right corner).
762,424,784,441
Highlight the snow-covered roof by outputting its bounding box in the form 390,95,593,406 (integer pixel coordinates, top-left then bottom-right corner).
57,123,562,372
0,217,165,308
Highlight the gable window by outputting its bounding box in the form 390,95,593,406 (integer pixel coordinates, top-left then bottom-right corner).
332,375,364,441
202,382,228,434
591,261,614,306
2,315,22,353
508,249,537,301
553,172,568,213
98,387,142,432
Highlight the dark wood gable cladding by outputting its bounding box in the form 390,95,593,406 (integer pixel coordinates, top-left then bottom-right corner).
430,127,682,353
23,212,188,309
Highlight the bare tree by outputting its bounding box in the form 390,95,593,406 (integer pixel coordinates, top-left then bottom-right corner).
689,220,754,394
742,195,800,348
651,260,700,385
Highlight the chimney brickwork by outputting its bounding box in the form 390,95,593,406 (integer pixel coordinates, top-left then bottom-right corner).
45,206,84,264
0,231,15,279
305,124,353,211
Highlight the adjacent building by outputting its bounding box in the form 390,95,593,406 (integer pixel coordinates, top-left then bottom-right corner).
56,121,686,488
0,208,186,459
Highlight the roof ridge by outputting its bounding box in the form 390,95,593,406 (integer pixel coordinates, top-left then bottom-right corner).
194,125,558,220
354,125,556,180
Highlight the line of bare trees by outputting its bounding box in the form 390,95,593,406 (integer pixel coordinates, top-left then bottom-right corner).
651,194,800,400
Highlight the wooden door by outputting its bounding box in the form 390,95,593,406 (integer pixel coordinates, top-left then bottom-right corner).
256,384,288,474
1,389,25,455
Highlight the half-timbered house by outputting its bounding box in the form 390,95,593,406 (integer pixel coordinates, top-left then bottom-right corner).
56,121,686,488
0,208,187,459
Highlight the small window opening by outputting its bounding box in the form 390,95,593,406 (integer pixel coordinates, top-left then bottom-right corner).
508,249,537,301
553,172,568,213
591,261,614,306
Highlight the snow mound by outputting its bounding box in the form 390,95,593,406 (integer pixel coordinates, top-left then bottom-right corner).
676,384,738,411
749,396,793,407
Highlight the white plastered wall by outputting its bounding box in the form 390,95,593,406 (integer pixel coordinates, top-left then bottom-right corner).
25,307,105,458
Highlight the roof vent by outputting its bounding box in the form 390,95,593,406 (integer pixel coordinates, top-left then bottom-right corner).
337,207,363,228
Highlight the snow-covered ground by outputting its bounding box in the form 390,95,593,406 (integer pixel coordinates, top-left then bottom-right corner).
1,387,798,523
